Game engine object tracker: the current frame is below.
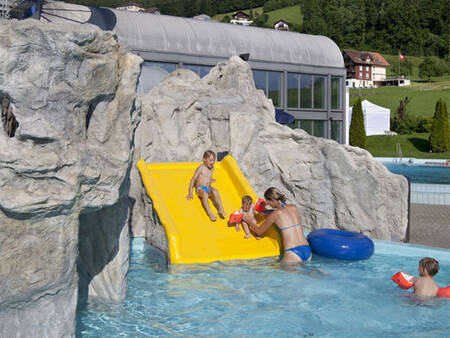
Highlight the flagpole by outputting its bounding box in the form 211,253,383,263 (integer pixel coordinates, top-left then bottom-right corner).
398,51,400,79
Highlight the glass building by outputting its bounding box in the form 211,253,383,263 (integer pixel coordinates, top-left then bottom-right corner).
41,3,347,143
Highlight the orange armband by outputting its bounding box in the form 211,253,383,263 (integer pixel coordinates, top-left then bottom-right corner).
391,272,414,289
438,286,450,298
228,212,243,224
254,198,267,212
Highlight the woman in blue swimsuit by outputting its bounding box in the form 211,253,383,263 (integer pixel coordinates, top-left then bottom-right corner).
245,187,311,263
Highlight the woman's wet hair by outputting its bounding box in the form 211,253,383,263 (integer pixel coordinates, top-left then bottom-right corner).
264,187,287,202
419,257,439,276
203,150,216,159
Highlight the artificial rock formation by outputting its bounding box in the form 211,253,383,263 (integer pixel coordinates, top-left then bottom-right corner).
0,21,141,337
132,56,408,248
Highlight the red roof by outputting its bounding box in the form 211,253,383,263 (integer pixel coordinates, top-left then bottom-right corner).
343,49,391,66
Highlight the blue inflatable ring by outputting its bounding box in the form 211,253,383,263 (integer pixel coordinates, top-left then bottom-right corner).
307,228,374,260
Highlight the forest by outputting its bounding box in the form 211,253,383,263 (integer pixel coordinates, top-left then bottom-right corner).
68,0,449,58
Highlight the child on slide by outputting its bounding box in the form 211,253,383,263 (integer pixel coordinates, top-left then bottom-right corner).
231,195,260,239
186,150,226,222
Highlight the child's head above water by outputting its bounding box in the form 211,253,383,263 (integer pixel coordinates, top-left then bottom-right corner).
241,195,253,212
419,257,439,277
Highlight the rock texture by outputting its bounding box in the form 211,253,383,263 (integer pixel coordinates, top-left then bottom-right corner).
132,56,408,246
0,21,141,337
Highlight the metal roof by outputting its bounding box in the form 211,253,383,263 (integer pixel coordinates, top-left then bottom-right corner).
39,1,344,69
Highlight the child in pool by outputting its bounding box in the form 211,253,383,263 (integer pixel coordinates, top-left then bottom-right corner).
411,257,440,297
186,150,225,222
232,195,260,239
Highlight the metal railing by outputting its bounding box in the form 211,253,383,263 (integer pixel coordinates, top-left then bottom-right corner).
395,142,403,163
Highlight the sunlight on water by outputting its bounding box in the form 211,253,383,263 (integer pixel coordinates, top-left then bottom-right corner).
77,239,450,337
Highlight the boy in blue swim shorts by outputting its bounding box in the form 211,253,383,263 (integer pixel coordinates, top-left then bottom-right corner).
186,150,226,222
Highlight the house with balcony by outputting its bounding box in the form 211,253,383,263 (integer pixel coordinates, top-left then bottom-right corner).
343,50,390,88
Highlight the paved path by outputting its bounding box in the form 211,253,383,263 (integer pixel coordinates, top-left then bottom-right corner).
408,203,450,249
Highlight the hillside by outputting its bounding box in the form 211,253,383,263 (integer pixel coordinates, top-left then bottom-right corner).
349,79,450,120
213,5,303,29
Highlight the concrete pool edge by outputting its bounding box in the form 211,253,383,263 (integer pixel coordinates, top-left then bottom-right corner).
375,157,450,165
131,237,450,263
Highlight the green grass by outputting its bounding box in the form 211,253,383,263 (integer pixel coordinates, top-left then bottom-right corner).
212,5,302,29
264,5,302,27
349,80,450,120
366,133,449,159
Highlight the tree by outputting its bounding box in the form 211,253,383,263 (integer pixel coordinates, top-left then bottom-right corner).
349,98,366,149
429,99,449,153
391,97,413,134
419,57,440,80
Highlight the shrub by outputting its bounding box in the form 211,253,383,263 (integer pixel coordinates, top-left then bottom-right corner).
391,97,415,134
416,117,433,133
429,99,449,153
349,98,366,148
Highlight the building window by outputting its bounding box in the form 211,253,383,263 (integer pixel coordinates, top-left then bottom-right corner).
300,75,312,108
331,77,341,110
359,73,362,79
313,76,325,109
331,120,342,143
268,71,281,107
138,61,178,95
288,73,326,109
359,65,362,71
146,61,178,73
252,70,282,107
182,64,212,78
300,120,313,135
365,66,369,71
313,120,325,137
291,119,342,143
294,119,325,138
287,73,299,108
365,73,369,79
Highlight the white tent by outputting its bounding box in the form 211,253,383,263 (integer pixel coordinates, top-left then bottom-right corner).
348,100,390,136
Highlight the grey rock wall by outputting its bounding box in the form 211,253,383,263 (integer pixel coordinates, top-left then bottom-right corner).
132,56,408,246
0,20,141,337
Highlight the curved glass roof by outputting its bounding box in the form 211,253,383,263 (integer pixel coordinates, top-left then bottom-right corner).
110,10,343,68
39,1,344,69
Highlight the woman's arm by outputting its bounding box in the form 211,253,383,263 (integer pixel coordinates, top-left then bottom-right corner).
245,210,278,236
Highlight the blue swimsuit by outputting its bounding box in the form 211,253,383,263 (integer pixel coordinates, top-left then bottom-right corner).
285,245,311,261
196,185,211,194
279,222,311,261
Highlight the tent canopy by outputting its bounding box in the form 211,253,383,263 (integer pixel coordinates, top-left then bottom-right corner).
348,100,390,136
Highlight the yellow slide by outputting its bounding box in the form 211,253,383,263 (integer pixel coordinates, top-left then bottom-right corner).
137,155,281,264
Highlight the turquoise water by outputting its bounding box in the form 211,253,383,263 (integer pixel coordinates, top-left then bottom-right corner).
77,239,450,337
383,162,450,184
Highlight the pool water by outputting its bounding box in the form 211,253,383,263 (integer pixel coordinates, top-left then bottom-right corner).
77,239,450,337
383,162,450,184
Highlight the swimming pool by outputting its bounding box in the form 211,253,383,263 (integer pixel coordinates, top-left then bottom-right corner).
382,162,450,184
76,239,450,337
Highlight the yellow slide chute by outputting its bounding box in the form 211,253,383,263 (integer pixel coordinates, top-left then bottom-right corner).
137,155,281,264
